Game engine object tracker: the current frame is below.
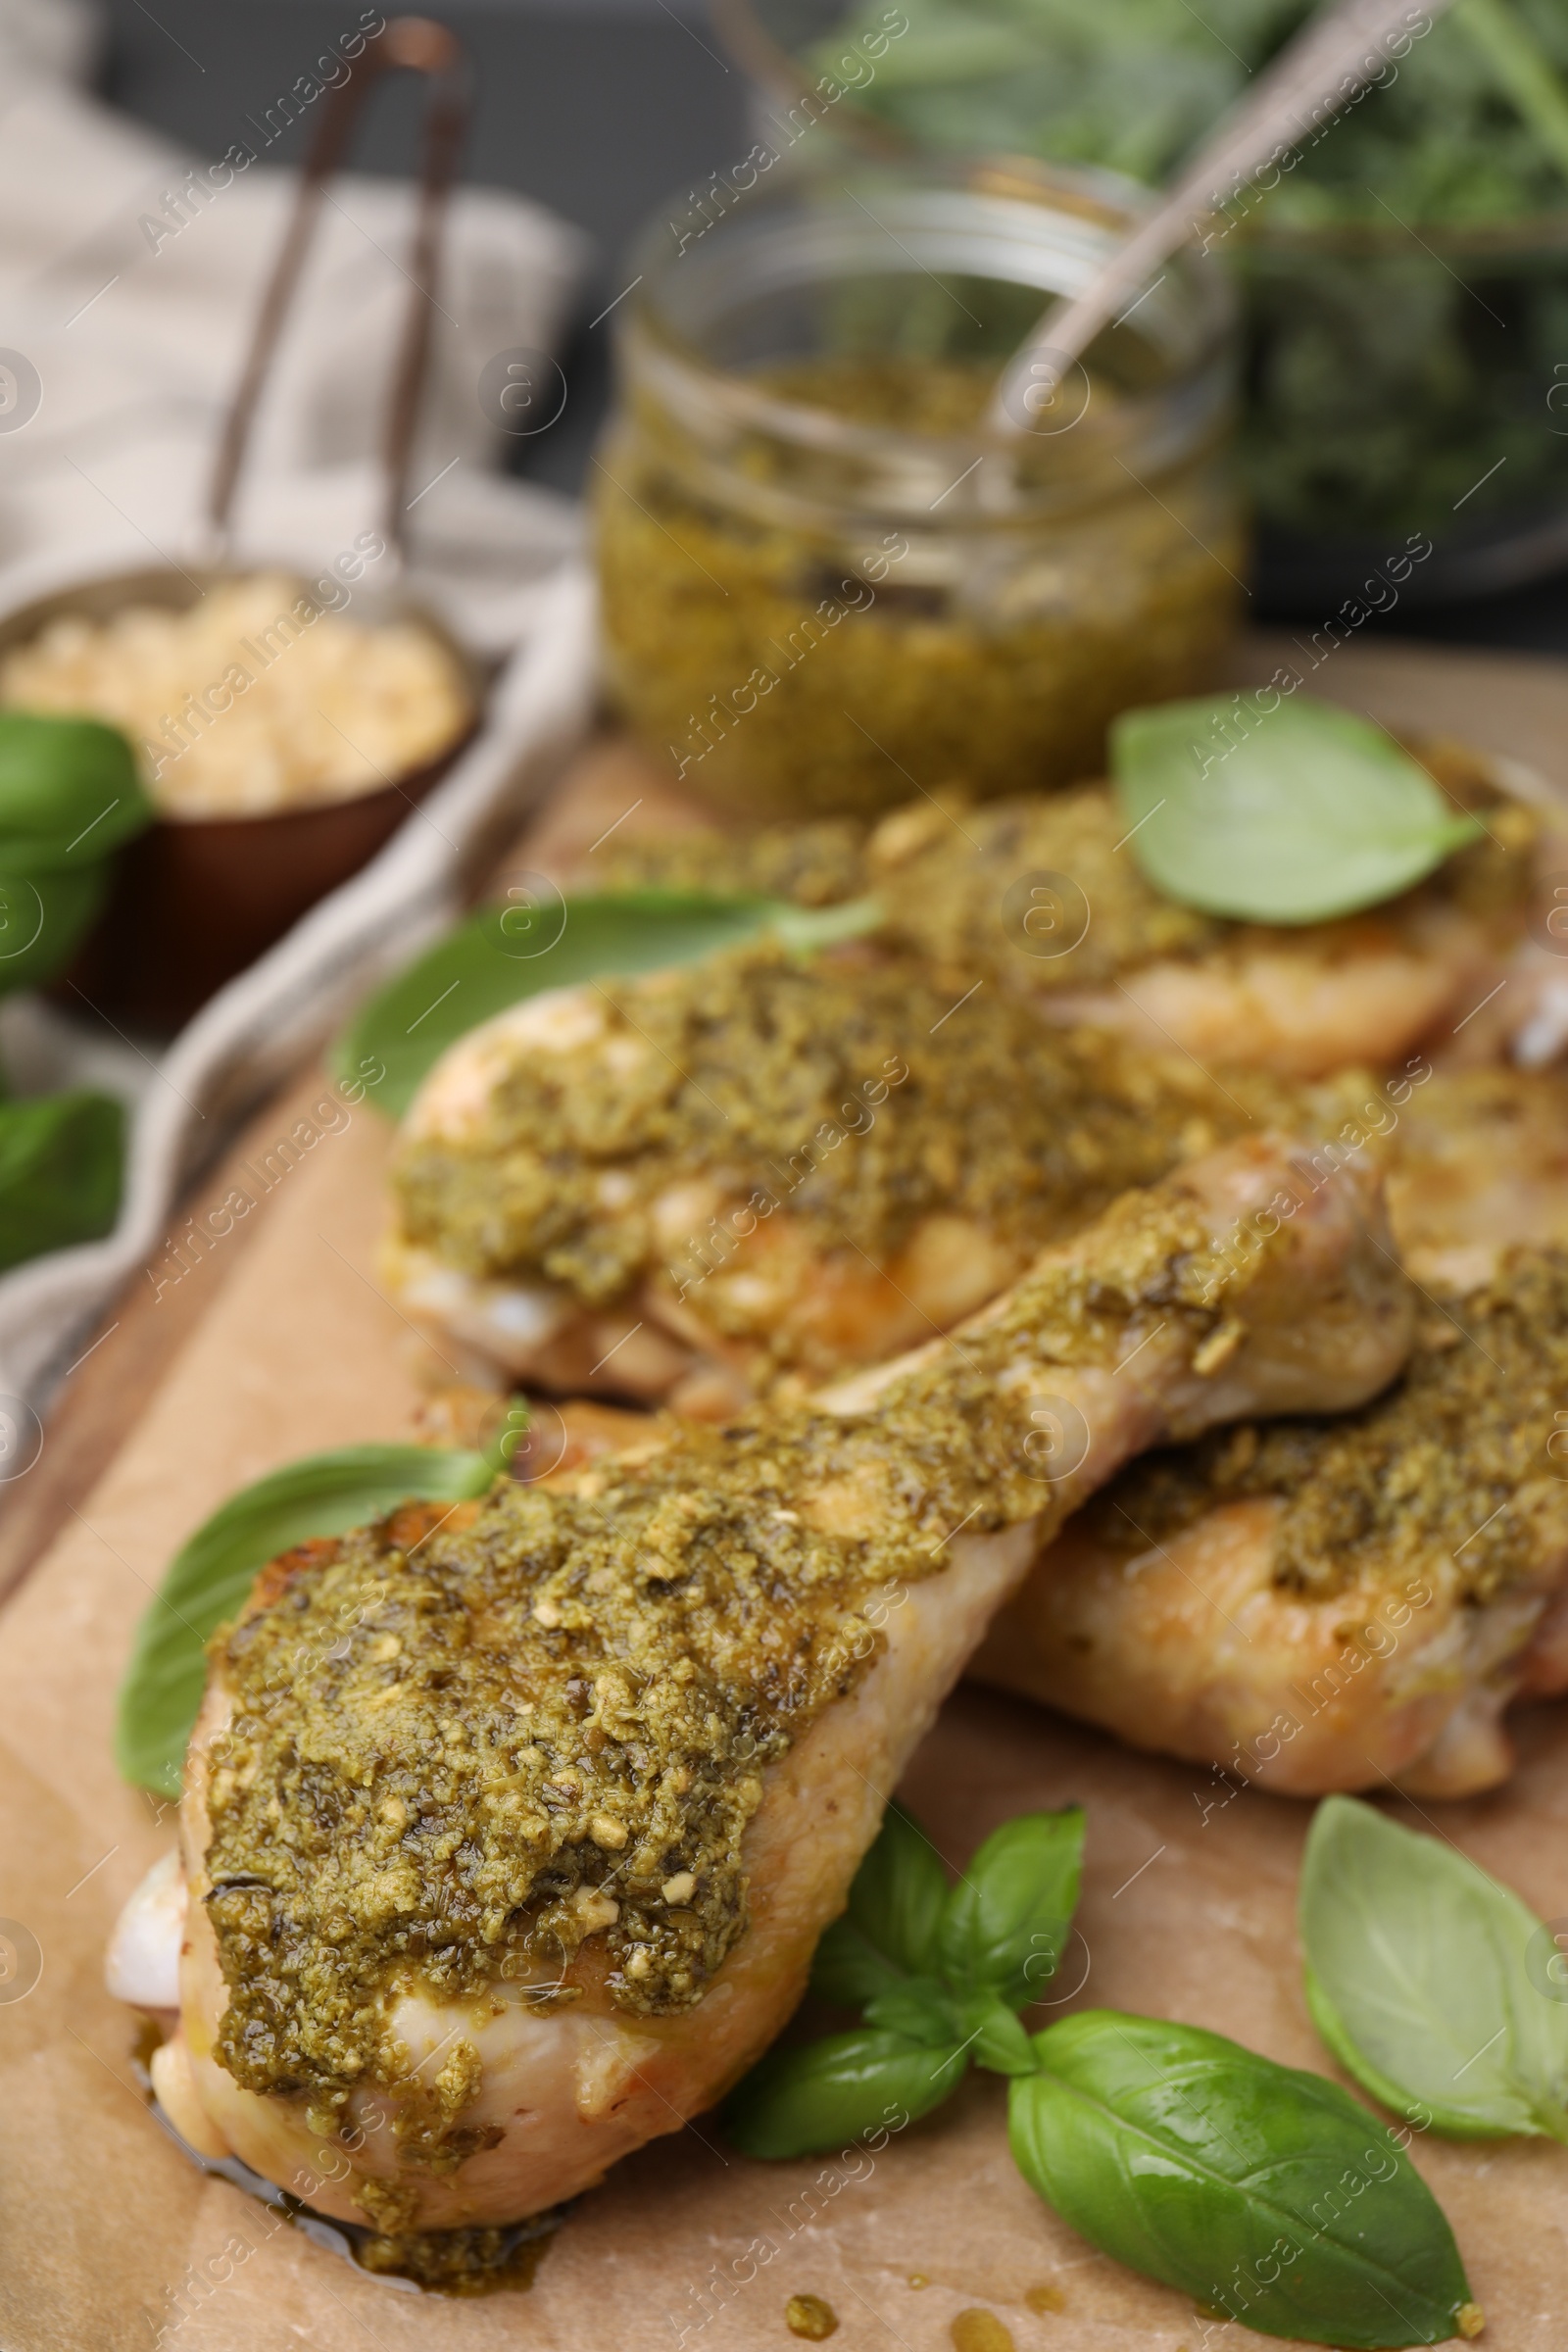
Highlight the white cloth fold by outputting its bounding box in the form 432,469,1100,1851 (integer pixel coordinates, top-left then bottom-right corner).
0,72,592,572
0,561,600,1421
0,43,602,1419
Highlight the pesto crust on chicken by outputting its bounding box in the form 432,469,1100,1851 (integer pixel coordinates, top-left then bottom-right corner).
589,746,1567,1078
977,1070,1568,1797
383,940,1335,1412
121,1138,1409,2231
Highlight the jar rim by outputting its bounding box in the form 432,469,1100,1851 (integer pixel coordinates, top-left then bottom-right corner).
616,154,1236,469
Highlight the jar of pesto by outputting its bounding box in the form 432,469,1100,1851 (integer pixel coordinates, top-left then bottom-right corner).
594,159,1242,820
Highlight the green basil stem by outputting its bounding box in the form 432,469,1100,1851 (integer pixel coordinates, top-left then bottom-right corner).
481,1395,533,1480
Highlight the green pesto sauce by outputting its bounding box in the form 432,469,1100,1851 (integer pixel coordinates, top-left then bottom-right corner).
355,2217,558,2293
206,1176,1236,2116
1080,1246,1568,1606
595,760,1539,998
596,813,871,909
596,353,1240,819
392,941,1295,1316
870,784,1221,988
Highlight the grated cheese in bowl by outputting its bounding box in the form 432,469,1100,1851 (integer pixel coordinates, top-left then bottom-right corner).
0,569,474,819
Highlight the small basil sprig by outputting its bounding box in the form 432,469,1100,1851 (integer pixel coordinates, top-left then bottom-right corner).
1302,1793,1568,2142
1111,693,1482,925
331,889,881,1120
1011,2013,1473,2350
724,1803,1084,2158
729,1803,1475,2349
0,712,154,991
115,1404,526,1796
0,1089,123,1271
0,711,152,858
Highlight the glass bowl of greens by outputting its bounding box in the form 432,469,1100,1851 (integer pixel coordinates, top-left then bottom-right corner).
718,0,1568,603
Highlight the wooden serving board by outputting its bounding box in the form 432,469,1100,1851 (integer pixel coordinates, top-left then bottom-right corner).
4,634,1568,2352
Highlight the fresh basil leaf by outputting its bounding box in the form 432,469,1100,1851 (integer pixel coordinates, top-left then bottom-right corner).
1300,1793,1568,2142
1111,695,1482,926
843,1801,951,1979
115,1442,497,1797
723,2029,966,2160
479,1395,533,1481
936,1805,1084,2008
0,861,113,996
0,711,153,861
862,1977,964,2047
967,1997,1038,2078
808,1915,907,2009
1012,2010,1471,2349
1302,1966,1455,2140
334,890,882,1120
0,1090,122,1270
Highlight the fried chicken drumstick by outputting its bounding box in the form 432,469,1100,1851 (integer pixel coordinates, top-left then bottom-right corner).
585,753,1567,1077
977,1070,1568,1798
121,1137,1407,2230
384,941,1317,1413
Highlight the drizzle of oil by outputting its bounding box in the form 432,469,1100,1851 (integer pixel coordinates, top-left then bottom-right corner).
1024,2282,1065,2316
907,2275,930,2289
951,2310,1015,2352
785,2292,840,2339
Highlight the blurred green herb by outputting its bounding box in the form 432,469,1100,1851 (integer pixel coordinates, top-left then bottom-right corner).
1454,0,1568,180
0,1090,123,1271
794,0,1568,537
808,0,1568,226
333,890,881,1119
1301,1793,1568,2142
0,712,153,993
728,1797,1475,2346
0,714,152,1272
1111,693,1480,923
114,1404,526,1796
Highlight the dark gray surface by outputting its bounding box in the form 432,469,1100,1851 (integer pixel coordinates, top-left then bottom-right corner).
95,0,1568,646
98,0,749,495
100,0,744,254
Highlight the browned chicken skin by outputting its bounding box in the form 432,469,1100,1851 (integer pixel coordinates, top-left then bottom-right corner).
383,944,1314,1413
586,751,1568,1078
976,1070,1568,1797
119,1139,1408,2229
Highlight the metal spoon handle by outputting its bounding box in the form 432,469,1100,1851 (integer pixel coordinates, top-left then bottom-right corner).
986,0,1451,433
207,15,470,564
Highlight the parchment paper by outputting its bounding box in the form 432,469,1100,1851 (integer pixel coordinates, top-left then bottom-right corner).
5,648,1568,2352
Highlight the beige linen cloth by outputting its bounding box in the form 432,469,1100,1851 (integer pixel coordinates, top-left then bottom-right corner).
0,33,600,1419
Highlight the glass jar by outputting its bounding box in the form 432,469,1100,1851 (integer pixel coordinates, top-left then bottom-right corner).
594,158,1242,820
